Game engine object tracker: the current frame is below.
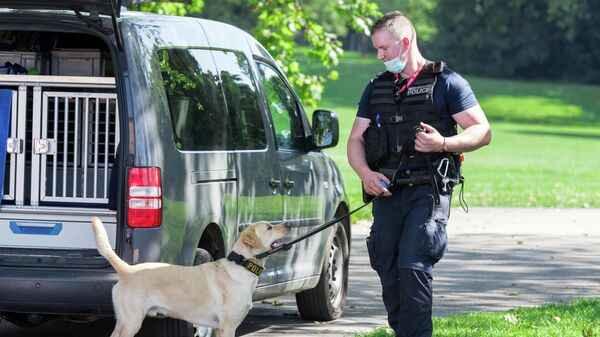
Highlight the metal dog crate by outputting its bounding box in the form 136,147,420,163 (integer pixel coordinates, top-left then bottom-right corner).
1,75,119,207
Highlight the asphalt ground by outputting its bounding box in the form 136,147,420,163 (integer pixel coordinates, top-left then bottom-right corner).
1,207,599,337
237,207,600,336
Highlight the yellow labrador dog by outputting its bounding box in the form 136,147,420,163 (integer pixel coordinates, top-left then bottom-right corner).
90,217,291,337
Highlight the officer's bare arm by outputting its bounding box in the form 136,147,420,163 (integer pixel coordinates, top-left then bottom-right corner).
348,117,391,196
446,104,491,152
416,104,491,153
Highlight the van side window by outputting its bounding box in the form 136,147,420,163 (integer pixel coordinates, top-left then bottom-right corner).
257,63,304,151
159,48,266,151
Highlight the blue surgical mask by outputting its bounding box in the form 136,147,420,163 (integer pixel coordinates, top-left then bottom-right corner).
384,43,406,74
384,56,406,74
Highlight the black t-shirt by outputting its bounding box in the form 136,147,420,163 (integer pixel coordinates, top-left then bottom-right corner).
356,67,479,122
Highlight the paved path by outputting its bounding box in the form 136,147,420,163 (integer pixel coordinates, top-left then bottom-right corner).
1,208,599,337
237,207,600,336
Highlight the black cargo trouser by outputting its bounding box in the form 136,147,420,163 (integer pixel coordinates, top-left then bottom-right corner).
366,184,450,337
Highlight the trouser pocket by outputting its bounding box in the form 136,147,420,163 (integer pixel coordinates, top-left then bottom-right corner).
366,235,380,271
421,193,450,263
422,220,447,263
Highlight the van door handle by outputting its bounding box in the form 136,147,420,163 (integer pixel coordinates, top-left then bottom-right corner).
269,179,281,188
283,180,295,189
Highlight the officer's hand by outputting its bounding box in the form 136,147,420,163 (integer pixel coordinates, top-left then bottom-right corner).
361,171,392,197
415,122,444,153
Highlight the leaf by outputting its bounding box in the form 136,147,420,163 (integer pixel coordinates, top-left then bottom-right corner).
137,0,381,107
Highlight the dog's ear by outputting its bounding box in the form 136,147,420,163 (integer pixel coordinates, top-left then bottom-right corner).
242,227,260,249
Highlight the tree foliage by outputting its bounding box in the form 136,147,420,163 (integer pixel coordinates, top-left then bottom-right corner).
250,0,379,107
132,0,380,107
132,0,204,16
428,0,600,84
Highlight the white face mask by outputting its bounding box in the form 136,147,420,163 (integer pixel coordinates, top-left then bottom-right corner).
384,43,406,74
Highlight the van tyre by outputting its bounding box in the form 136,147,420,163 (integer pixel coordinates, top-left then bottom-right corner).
295,225,349,321
139,317,194,337
193,248,213,265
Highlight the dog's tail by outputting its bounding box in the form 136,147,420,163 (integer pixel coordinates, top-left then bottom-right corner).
90,217,131,275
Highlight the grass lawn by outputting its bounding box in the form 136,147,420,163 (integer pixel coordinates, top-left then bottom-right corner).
354,298,600,337
302,51,600,221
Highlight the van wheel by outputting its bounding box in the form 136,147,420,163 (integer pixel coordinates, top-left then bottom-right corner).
139,318,194,337
193,248,213,265
295,225,349,321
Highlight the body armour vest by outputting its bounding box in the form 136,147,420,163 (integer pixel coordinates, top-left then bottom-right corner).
366,61,457,175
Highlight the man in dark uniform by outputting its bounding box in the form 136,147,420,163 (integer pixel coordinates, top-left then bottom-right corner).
347,11,491,337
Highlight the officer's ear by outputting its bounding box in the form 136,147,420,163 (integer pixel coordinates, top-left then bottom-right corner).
401,37,409,49
400,37,410,54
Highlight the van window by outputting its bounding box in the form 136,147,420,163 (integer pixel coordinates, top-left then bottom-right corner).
257,62,304,151
159,48,266,151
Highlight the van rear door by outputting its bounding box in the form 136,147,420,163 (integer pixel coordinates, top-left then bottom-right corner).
0,0,122,16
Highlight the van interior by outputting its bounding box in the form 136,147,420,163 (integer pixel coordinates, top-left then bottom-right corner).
0,30,119,209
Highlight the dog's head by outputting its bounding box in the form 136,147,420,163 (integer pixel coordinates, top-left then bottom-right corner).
233,221,291,258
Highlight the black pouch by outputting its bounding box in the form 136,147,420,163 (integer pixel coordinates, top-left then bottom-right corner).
363,125,388,167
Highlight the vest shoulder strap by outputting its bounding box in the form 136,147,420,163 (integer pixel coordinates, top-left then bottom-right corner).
422,61,446,74
372,71,394,82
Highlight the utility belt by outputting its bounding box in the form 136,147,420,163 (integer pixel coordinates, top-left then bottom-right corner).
363,154,466,206
386,154,462,191
379,168,433,188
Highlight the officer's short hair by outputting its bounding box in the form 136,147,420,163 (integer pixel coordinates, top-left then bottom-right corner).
371,11,412,39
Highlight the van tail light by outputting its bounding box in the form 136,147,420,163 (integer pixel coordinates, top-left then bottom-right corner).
127,167,162,228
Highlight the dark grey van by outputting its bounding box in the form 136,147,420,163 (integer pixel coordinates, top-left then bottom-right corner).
0,1,350,335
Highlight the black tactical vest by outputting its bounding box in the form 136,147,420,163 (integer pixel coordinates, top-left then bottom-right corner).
367,61,457,174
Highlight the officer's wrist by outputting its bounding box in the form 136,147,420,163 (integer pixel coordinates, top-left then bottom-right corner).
441,137,446,152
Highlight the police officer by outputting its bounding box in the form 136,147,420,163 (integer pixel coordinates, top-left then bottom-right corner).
347,11,491,337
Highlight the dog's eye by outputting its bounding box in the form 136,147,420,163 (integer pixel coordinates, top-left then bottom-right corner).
267,225,272,230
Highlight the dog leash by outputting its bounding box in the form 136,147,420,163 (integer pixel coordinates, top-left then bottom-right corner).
252,128,428,260
253,192,384,260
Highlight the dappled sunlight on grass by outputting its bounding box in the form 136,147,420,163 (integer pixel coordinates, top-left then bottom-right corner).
468,76,600,125
300,51,600,218
479,95,585,124
354,298,600,337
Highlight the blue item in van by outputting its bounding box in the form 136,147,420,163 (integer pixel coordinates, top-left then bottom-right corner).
0,62,27,75
0,89,11,197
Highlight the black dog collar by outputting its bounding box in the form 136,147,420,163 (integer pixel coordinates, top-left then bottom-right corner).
227,252,264,276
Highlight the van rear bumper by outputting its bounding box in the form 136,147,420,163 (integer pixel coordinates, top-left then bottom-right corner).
0,267,117,315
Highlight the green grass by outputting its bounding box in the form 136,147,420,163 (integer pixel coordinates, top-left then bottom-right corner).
354,298,600,337
300,51,600,220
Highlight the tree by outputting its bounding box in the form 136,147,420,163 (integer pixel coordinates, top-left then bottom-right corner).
132,0,380,107
429,0,600,83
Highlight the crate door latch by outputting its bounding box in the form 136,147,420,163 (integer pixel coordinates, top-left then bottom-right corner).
33,138,56,155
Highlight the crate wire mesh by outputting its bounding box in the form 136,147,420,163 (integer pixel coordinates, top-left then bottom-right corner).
40,92,118,203
0,76,118,207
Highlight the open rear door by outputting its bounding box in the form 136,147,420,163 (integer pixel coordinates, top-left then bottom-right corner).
0,0,122,16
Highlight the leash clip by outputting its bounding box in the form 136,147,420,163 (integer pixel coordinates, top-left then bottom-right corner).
437,157,459,192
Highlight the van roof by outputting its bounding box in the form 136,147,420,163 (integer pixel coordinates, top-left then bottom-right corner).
120,10,277,64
